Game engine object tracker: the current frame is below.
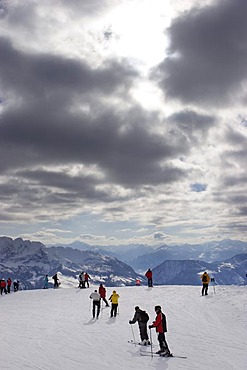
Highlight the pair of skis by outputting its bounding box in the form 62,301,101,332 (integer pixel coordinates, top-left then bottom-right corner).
128,340,186,359
140,349,187,359
128,340,151,346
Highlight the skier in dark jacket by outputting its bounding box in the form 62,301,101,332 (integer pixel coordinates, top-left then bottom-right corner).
129,306,150,345
52,273,59,288
44,275,49,289
13,280,19,292
149,305,172,357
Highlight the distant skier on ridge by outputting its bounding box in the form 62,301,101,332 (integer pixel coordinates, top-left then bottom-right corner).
200,271,210,296
145,268,153,287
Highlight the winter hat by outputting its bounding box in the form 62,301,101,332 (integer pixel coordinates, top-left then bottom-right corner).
155,305,161,311
135,306,139,310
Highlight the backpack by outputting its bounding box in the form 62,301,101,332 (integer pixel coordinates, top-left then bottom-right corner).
140,310,149,323
202,275,207,282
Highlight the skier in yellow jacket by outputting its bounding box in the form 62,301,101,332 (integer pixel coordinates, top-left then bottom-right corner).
109,290,119,317
200,271,210,296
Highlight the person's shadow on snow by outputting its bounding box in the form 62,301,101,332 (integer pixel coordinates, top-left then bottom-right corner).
106,317,117,325
83,318,98,325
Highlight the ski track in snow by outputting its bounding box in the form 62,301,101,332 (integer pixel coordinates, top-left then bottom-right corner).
0,285,246,370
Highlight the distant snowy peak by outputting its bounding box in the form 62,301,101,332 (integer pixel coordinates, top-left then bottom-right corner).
0,237,48,264
128,239,247,271
153,253,247,286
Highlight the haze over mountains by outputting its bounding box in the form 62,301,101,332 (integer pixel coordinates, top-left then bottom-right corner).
0,237,247,289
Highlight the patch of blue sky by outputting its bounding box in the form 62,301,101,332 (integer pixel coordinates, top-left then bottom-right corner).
190,183,207,192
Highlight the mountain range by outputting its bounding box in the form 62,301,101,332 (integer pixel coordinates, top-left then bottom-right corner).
52,239,247,271
0,237,141,289
0,236,247,289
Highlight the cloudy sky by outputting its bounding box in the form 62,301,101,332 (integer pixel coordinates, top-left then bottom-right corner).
0,0,246,247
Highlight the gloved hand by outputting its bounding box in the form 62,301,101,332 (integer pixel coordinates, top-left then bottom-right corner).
148,325,153,329
129,320,133,324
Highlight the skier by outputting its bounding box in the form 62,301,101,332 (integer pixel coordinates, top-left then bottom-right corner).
7,277,12,293
84,272,91,288
89,289,101,319
145,268,153,287
44,275,49,289
129,306,150,345
200,271,210,296
52,273,59,289
149,305,172,357
109,290,119,317
13,280,18,292
0,279,7,295
98,283,109,307
79,271,86,289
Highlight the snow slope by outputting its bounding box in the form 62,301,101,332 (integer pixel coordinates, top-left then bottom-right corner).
0,284,246,370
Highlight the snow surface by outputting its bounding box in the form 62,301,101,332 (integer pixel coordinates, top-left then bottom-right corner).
0,284,246,370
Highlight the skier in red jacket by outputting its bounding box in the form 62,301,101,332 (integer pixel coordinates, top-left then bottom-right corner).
7,278,12,293
145,268,153,287
84,272,91,288
149,305,172,357
0,279,7,295
98,284,109,307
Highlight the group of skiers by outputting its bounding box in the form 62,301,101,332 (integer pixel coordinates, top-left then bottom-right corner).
43,273,61,289
89,284,120,319
87,280,172,357
78,271,91,289
43,271,91,289
129,270,211,357
0,278,19,294
129,305,172,357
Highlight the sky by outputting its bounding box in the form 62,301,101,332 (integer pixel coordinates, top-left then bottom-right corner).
1,284,246,369
0,0,247,247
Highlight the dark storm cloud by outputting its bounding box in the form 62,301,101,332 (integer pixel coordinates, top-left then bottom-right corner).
223,175,247,187
0,37,189,192
4,0,115,26
168,110,215,129
155,0,247,105
0,37,137,102
16,169,123,203
167,109,215,142
0,105,188,187
237,207,247,216
57,0,116,14
224,126,247,147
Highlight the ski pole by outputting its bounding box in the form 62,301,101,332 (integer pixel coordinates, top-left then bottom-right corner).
211,277,216,294
89,299,92,312
149,328,153,358
130,323,136,344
